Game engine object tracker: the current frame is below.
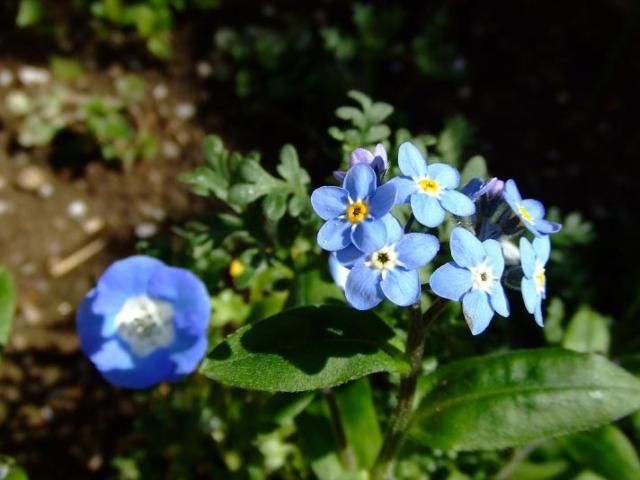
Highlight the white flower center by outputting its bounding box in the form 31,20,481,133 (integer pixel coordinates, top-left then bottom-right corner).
115,295,175,356
469,261,494,293
366,246,400,279
534,262,546,294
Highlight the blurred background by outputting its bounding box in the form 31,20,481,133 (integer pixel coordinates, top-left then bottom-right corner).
0,1,639,478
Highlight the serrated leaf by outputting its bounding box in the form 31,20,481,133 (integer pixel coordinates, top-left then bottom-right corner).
560,425,640,480
288,194,307,217
562,307,610,354
336,106,364,123
0,267,16,357
365,125,390,143
277,144,309,186
460,155,488,186
367,102,393,124
412,349,640,451
263,191,288,221
347,90,372,110
228,183,272,205
200,306,407,392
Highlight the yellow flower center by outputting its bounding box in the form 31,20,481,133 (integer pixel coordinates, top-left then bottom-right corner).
229,259,246,278
518,204,534,223
346,201,369,224
419,178,440,196
534,264,546,293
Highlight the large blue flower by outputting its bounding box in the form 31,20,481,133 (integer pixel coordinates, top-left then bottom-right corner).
311,163,396,252
336,216,439,310
502,179,561,237
76,255,210,389
520,235,550,326
429,227,509,335
388,142,475,227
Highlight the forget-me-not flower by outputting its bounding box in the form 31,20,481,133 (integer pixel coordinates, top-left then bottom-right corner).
77,255,210,389
520,235,550,326
311,163,396,252
334,143,389,182
429,227,509,335
502,179,561,237
328,252,349,290
336,216,439,310
389,142,475,227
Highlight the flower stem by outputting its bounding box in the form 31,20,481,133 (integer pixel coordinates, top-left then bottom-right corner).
324,388,356,470
372,297,448,479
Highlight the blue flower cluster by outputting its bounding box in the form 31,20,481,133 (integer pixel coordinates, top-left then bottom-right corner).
312,142,562,335
76,256,210,388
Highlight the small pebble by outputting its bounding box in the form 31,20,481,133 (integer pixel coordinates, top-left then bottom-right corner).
196,61,213,78
152,83,169,100
0,69,13,87
57,302,73,316
67,200,88,220
135,222,158,239
161,140,180,159
21,301,41,324
175,102,196,120
38,183,55,198
16,166,48,192
82,217,105,235
0,200,12,215
87,455,103,471
18,66,50,85
139,204,166,221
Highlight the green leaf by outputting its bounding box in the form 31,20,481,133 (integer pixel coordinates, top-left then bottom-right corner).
367,102,393,124
365,125,390,143
335,379,382,469
0,267,16,358
263,192,288,221
288,268,344,307
562,307,610,354
412,349,640,451
460,155,488,186
510,460,570,480
200,306,407,392
276,144,306,184
560,425,640,480
16,0,43,27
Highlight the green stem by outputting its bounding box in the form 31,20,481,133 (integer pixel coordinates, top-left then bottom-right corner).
324,388,356,470
372,297,448,479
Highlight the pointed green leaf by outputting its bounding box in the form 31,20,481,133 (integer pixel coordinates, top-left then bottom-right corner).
0,267,16,358
460,155,488,186
263,192,288,221
200,306,407,392
412,349,640,451
562,307,610,354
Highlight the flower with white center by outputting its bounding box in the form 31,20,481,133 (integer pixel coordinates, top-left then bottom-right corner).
388,142,475,227
335,216,439,310
502,179,562,237
311,163,397,253
520,235,551,326
76,255,210,389
429,227,510,335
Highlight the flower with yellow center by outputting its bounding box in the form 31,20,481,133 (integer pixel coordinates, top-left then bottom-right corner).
517,204,534,224
345,201,369,224
418,178,441,197
519,235,551,327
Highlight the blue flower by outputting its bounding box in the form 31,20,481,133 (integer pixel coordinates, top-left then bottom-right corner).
429,227,510,335
520,235,550,326
76,255,210,389
336,216,439,310
334,143,389,182
502,179,562,237
311,163,397,252
328,252,349,290
389,142,476,227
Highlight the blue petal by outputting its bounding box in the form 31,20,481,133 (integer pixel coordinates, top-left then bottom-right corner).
90,338,134,371
329,252,351,289
429,262,472,301
535,219,562,235
352,218,388,253
333,170,346,182
534,299,544,326
77,290,111,356
148,266,210,336
519,237,536,277
450,227,485,268
411,194,446,227
427,163,460,189
533,235,551,264
489,282,510,317
461,178,483,199
345,263,384,310
94,256,164,316
381,214,404,244
373,143,389,169
349,147,374,166
521,199,545,220
521,277,538,314
343,163,376,200
440,190,476,217
503,179,522,206
369,181,397,218
380,268,421,307
398,142,428,177
483,239,505,277
335,244,365,267
462,290,495,335
100,347,174,389
395,233,439,269
317,219,351,251
310,186,349,220
166,335,209,382
387,176,418,204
